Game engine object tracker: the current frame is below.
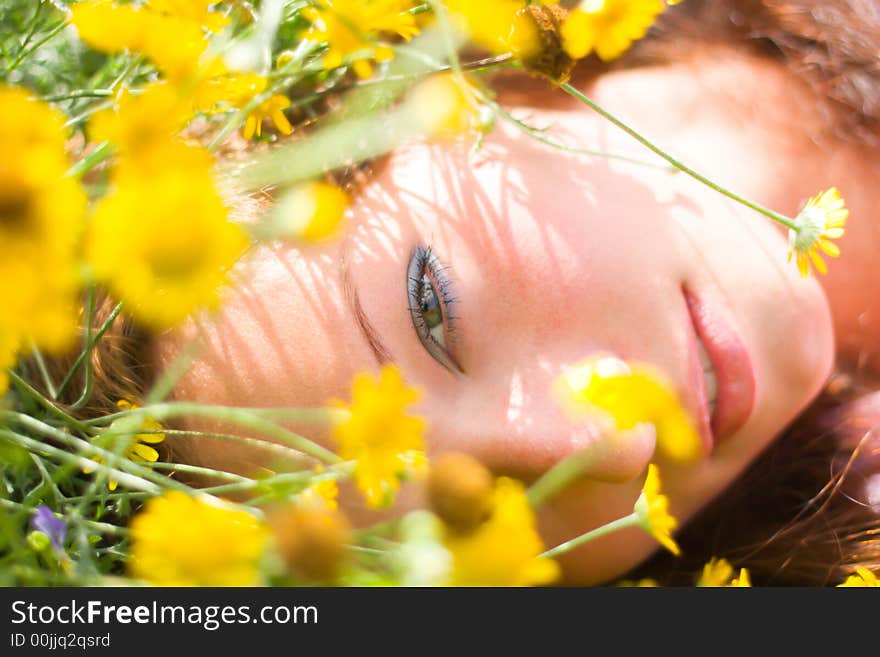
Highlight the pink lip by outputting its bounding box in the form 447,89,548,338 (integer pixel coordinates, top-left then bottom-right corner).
684,288,756,451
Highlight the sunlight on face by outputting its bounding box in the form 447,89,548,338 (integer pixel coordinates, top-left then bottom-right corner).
156,60,835,583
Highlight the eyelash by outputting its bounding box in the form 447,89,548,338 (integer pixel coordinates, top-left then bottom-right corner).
407,245,461,371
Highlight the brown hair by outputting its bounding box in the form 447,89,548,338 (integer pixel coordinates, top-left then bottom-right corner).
52,0,880,584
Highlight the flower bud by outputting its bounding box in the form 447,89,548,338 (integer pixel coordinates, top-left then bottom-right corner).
427,452,495,534
270,505,352,582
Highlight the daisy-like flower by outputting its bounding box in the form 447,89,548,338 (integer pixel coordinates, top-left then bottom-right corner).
407,72,487,140
298,466,340,511
194,72,293,141
71,0,227,83
561,0,667,62
85,142,248,330
554,355,704,463
0,86,85,357
837,567,879,587
305,0,420,79
129,491,269,586
242,94,293,140
697,556,734,586
84,400,167,491
445,0,527,55
267,180,350,242
633,464,680,556
332,365,426,508
787,187,848,278
443,477,560,586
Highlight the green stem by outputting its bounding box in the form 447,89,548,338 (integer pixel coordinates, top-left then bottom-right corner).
68,286,96,411
28,344,57,399
56,302,123,399
66,141,114,179
527,448,598,508
560,82,798,231
541,513,639,559
7,370,91,434
132,402,344,464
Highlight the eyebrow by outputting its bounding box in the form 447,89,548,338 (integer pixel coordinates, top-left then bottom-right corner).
340,253,394,365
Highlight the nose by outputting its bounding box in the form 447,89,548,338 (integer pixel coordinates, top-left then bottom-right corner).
424,360,657,485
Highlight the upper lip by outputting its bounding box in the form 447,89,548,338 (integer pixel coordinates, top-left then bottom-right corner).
684,287,756,452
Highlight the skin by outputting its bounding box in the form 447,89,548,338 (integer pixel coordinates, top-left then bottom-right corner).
154,48,880,584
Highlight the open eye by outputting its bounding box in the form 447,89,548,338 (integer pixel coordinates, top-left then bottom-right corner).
407,245,462,374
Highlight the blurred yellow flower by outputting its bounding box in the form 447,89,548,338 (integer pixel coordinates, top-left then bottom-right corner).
407,72,483,139
787,187,848,278
89,83,191,162
837,567,879,587
617,578,660,587
85,143,248,329
305,0,420,79
0,330,17,395
299,467,340,511
272,181,350,242
730,567,751,587
554,355,703,463
332,365,426,508
445,0,525,55
71,0,226,82
561,0,666,62
633,464,680,556
0,86,84,356
83,400,166,491
194,72,293,140
443,477,560,586
697,556,752,587
129,491,268,586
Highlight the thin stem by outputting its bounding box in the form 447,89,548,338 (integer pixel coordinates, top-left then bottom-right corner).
28,344,58,399
56,301,123,399
68,286,96,411
66,141,114,179
7,370,91,434
541,513,639,559
527,448,597,508
560,82,798,231
0,498,128,538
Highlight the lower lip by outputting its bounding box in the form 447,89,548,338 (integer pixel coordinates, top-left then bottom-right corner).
684,288,756,447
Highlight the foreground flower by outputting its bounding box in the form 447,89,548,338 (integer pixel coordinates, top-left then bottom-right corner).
332,365,426,508
697,556,751,587
787,187,848,278
269,503,352,582
298,466,340,511
837,567,879,587
407,73,486,139
554,355,703,462
443,476,560,586
83,400,166,491
446,0,526,55
561,0,667,62
129,491,268,586
71,0,226,82
0,86,84,355
31,506,67,554
270,181,350,242
633,464,680,556
305,0,420,79
85,143,248,329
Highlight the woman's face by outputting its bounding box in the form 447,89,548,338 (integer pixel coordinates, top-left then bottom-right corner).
160,55,838,583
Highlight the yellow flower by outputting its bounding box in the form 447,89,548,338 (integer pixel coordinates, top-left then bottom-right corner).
272,181,350,242
554,355,703,463
561,0,666,62
85,143,248,329
787,187,848,278
0,86,84,355
837,567,879,587
83,400,166,491
305,0,420,79
443,477,560,586
696,557,752,586
299,466,340,511
89,83,191,162
445,0,525,55
730,567,751,587
633,464,680,556
243,94,293,140
129,491,269,586
407,72,485,139
71,0,226,82
617,578,660,587
332,365,426,508
0,330,17,395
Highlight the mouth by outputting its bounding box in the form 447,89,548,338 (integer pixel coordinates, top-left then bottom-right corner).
684,287,756,451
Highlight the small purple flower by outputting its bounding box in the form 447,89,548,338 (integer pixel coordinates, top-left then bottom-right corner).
31,505,67,553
